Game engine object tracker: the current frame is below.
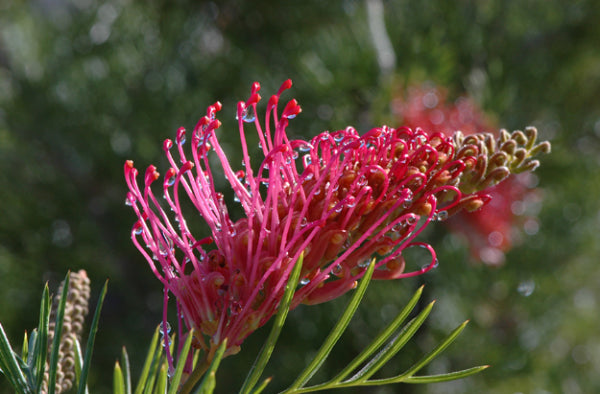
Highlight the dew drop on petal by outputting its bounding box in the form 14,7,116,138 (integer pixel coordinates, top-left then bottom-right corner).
298,143,311,152
299,278,310,286
434,210,448,221
332,264,342,274
303,154,312,166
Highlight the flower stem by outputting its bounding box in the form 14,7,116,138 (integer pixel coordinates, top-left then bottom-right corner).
179,352,213,394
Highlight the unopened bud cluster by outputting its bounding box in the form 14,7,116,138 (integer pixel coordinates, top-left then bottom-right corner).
42,270,91,394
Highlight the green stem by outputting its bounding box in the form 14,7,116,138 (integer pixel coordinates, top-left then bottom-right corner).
179,348,214,394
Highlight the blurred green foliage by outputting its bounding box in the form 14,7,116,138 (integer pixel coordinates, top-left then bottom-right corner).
1,0,599,393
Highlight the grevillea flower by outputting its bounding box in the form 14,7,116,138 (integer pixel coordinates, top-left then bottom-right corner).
124,80,550,361
393,84,543,265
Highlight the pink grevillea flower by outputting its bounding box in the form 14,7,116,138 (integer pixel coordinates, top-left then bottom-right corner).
125,80,549,359
392,84,542,265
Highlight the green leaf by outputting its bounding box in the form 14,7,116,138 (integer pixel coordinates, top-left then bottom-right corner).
33,284,50,392
240,254,304,394
142,342,164,394
401,365,489,384
153,363,168,394
21,332,28,363
168,329,195,394
77,279,108,394
193,339,227,394
134,326,161,394
121,347,132,394
48,272,71,394
398,320,470,379
349,300,435,382
73,338,84,390
114,361,126,394
329,285,424,383
286,258,376,391
0,322,30,393
251,377,272,394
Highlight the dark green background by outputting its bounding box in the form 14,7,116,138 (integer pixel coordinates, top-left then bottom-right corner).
1,1,598,393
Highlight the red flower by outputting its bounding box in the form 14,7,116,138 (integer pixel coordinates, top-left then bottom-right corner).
393,84,542,265
125,81,549,360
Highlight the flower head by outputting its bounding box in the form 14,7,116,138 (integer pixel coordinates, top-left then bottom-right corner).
393,84,548,265
125,81,550,359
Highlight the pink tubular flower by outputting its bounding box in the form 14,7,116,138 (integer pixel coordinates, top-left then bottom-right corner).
125,80,549,359
393,84,541,265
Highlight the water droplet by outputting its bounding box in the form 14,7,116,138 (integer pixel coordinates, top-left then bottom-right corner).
298,143,312,152
517,280,535,297
178,133,186,145
392,223,405,232
134,226,143,235
334,134,344,143
125,198,133,206
320,134,330,141
159,231,173,256
303,154,312,166
434,210,448,221
285,113,297,119
358,260,369,268
421,260,439,271
166,175,176,186
242,107,256,122
332,264,342,274
159,321,172,336
299,278,310,285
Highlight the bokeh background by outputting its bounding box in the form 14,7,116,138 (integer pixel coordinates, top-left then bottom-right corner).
1,1,599,393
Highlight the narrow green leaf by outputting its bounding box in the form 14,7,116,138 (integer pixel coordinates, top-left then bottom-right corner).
251,377,272,394
21,332,28,363
33,284,50,392
168,329,195,394
349,300,435,382
142,347,164,394
0,323,30,393
286,258,376,391
77,279,108,394
114,361,126,394
330,285,424,383
402,365,489,384
153,363,168,394
240,254,304,394
73,338,84,390
48,272,71,394
25,329,37,368
134,326,161,394
396,320,470,379
193,339,228,394
121,347,132,394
